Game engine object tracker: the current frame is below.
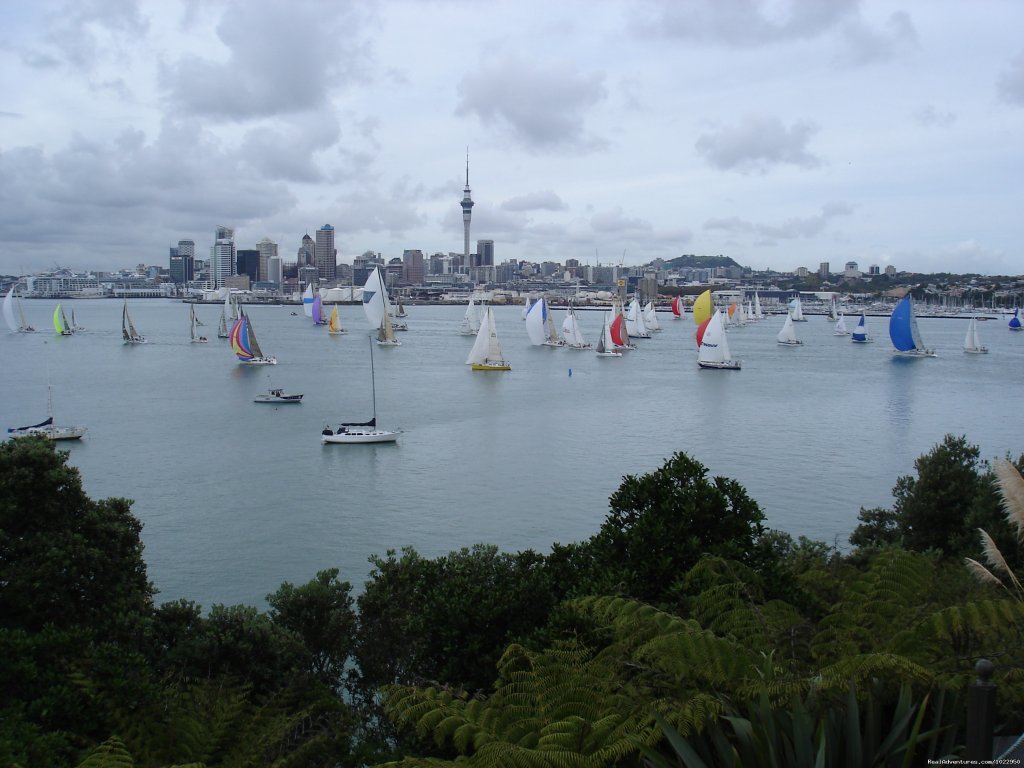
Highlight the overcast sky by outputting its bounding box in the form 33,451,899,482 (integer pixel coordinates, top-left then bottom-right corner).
2,0,1022,276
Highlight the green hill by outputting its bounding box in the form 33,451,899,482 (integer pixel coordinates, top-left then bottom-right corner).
663,254,743,270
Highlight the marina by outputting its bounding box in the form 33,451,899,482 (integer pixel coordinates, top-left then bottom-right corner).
2,298,1022,609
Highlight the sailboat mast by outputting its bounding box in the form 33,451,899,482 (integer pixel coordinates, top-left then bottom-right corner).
369,335,377,421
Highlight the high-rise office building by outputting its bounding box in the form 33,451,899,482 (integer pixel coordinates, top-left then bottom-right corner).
268,256,283,286
236,249,260,283
297,234,315,268
403,249,425,285
257,237,277,283
211,226,235,288
461,150,474,265
477,239,494,267
315,224,336,281
818,262,830,279
169,244,195,284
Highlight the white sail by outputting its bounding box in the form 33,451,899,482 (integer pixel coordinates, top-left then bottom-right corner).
302,284,315,317
754,292,764,319
525,299,547,345
466,306,506,366
3,286,17,332
964,316,987,353
626,299,650,338
698,310,735,366
561,306,589,348
643,301,661,331
545,307,561,344
461,297,480,335
789,297,805,321
834,314,848,334
777,314,800,345
362,267,389,331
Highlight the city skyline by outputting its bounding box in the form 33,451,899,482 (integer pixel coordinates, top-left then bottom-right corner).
1,1,1023,276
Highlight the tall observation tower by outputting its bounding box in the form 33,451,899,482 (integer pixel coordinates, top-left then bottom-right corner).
460,149,474,266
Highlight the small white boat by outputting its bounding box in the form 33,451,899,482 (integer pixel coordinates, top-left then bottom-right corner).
122,301,146,344
322,337,400,444
963,316,988,354
190,305,208,343
889,296,936,357
697,310,740,370
776,314,803,346
466,306,511,370
255,388,303,403
851,312,871,343
8,384,85,441
833,314,849,336
595,315,622,357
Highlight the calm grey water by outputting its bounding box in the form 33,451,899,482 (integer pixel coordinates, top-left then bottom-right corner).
2,299,1021,608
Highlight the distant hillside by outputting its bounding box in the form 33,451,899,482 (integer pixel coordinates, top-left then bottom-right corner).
663,255,743,270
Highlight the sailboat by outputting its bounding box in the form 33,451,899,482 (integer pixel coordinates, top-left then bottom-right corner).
851,312,871,343
53,304,74,336
696,310,740,369
833,314,849,336
190,305,208,343
362,266,401,346
888,296,935,357
776,313,803,346
322,337,400,443
302,284,315,317
963,316,989,354
461,296,480,335
692,289,713,327
1010,308,1022,332
625,298,651,338
228,292,239,321
671,295,683,319
395,296,407,318
544,301,564,346
643,301,662,332
609,301,635,351
122,301,146,344
7,383,86,441
753,292,764,320
328,305,347,335
826,296,838,321
466,305,510,370
71,309,84,331
229,310,277,364
560,305,591,350
595,314,622,357
217,306,229,338
4,285,35,332
312,291,330,325
789,296,806,321
525,298,551,346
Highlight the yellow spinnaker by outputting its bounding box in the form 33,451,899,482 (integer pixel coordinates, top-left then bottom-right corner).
692,290,712,326
53,304,64,334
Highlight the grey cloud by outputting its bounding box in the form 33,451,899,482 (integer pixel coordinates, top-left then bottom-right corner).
837,11,917,66
631,0,859,47
501,190,568,212
159,1,373,121
912,104,956,127
34,0,148,74
705,202,852,240
695,115,822,174
997,50,1024,106
238,113,342,183
590,207,653,234
0,120,295,266
455,56,608,151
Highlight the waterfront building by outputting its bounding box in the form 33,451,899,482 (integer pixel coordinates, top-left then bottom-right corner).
210,226,235,289
257,237,277,282
461,150,474,266
315,224,337,281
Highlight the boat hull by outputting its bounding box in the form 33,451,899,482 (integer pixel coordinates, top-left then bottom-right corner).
596,351,622,357
240,357,277,365
698,360,741,370
255,394,303,403
10,425,86,440
894,350,936,358
963,347,989,354
321,429,400,444
471,362,511,371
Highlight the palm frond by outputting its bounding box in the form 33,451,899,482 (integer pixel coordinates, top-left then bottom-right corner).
995,460,1024,540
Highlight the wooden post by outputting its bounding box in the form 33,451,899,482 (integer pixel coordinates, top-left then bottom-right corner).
965,659,995,760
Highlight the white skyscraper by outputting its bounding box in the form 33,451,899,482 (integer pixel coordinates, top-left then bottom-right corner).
257,237,278,283
210,225,235,289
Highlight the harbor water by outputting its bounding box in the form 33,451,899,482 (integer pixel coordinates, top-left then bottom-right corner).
2,299,1021,608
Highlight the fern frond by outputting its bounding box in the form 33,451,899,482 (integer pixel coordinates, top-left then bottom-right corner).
995,459,1024,540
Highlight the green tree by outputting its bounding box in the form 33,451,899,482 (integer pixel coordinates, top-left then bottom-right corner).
268,567,357,688
586,452,768,604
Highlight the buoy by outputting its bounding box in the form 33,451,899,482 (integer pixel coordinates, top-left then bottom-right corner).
568,368,572,377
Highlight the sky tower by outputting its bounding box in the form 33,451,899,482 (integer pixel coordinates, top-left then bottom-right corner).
460,149,474,267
